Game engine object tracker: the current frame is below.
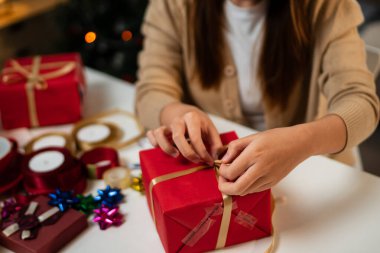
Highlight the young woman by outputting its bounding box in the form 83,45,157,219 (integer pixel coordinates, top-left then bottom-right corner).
135,0,379,195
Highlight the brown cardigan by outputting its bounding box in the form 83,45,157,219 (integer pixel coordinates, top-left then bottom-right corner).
135,0,379,166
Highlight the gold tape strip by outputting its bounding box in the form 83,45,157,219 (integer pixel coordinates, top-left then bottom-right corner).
24,132,75,154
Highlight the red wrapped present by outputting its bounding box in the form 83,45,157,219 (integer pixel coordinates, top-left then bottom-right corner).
0,53,86,129
140,131,272,253
0,195,88,253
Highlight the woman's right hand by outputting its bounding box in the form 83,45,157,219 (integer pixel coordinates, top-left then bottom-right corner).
146,103,223,165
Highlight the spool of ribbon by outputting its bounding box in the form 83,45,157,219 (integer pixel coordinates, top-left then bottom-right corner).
72,121,122,152
1,56,76,127
0,136,23,194
103,167,131,189
2,201,62,240
24,132,75,155
80,147,120,179
22,147,87,195
72,109,145,150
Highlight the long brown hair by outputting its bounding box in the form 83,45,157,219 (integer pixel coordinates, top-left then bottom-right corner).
193,0,314,109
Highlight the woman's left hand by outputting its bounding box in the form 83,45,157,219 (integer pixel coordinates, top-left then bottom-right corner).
218,126,312,195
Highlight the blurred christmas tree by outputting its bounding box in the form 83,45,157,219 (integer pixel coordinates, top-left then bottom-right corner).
57,0,148,83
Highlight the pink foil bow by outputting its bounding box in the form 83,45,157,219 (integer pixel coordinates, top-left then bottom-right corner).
93,205,124,230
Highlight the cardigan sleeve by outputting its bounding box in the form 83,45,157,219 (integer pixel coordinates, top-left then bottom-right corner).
135,0,185,130
317,0,380,151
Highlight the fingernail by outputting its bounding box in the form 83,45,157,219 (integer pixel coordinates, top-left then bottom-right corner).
171,151,179,157
221,152,229,162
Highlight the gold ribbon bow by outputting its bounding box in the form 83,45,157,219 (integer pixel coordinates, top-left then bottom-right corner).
1,56,76,127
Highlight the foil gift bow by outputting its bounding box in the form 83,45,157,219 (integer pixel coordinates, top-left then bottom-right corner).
93,204,124,230
1,56,76,127
0,199,24,223
2,201,62,240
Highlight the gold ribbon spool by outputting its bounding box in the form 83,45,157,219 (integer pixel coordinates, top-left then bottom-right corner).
24,132,75,154
73,109,145,150
103,167,131,189
72,120,122,152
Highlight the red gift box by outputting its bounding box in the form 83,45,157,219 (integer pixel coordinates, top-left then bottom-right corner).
0,195,88,253
0,53,86,129
140,131,272,253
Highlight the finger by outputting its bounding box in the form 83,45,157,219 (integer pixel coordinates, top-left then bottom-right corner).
248,182,273,194
222,136,254,163
154,127,178,157
206,125,223,160
146,130,158,147
218,147,256,181
239,176,270,195
171,119,202,163
215,145,228,160
218,163,262,195
184,116,213,165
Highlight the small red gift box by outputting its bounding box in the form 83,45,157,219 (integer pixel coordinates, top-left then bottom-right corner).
140,131,272,253
0,53,86,129
0,195,88,253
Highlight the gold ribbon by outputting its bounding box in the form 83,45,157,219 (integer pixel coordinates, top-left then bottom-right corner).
72,121,123,152
148,161,233,249
2,56,76,127
24,132,75,154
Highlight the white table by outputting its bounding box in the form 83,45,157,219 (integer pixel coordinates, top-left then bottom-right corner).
2,68,380,253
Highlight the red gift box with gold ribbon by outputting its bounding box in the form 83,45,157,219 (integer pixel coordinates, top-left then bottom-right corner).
0,53,85,129
140,131,272,253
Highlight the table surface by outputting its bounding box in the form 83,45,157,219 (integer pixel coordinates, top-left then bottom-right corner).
2,68,380,253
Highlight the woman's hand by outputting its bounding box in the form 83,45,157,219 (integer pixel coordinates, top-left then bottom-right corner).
217,114,347,195
218,126,312,195
146,103,223,165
